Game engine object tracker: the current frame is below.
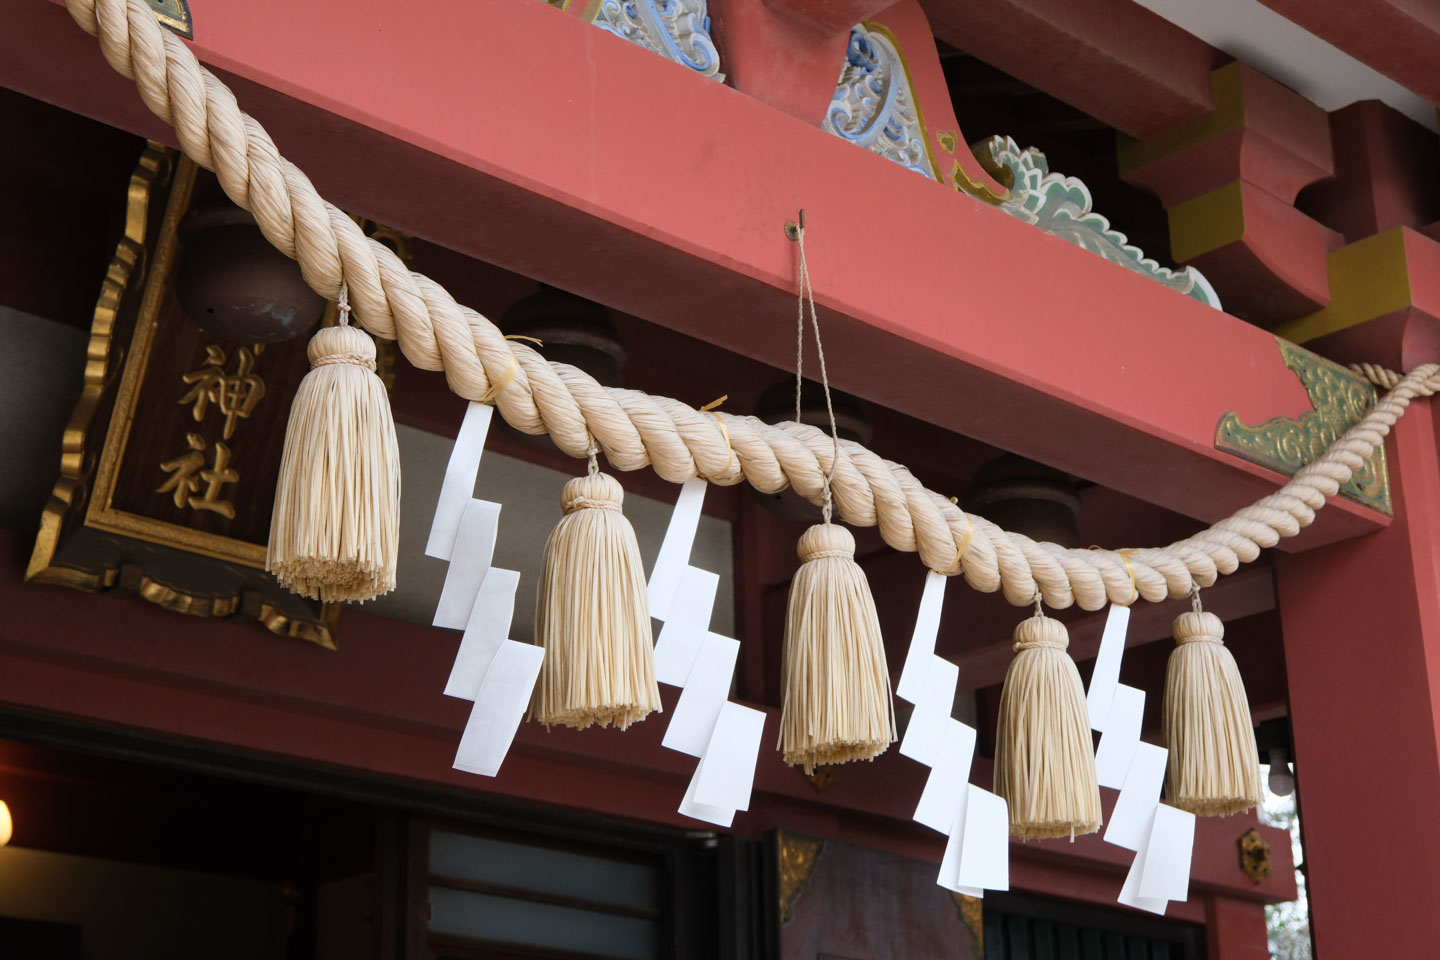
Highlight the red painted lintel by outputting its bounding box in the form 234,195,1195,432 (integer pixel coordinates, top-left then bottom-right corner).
920,0,1223,138
0,533,1296,904
0,0,1393,547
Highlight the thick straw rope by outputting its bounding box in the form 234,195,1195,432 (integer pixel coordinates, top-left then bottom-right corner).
64,0,1440,611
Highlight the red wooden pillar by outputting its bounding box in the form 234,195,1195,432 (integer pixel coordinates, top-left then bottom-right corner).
1205,896,1271,960
1275,386,1440,957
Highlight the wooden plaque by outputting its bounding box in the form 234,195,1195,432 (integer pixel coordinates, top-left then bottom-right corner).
27,144,338,648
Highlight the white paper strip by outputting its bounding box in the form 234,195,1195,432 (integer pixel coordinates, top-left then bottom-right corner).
444,567,521,700
956,786,1010,892
452,640,544,777
647,478,707,623
662,633,740,757
1087,603,1131,731
1138,804,1195,902
897,571,947,704
1117,810,1169,916
914,719,978,833
937,787,983,897
693,702,766,811
1105,742,1169,852
1094,683,1146,789
426,402,495,561
432,499,502,629
678,756,734,827
899,656,959,767
652,566,720,686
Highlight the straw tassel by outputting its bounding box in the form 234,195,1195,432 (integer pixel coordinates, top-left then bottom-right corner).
994,607,1102,840
531,468,661,731
267,294,400,603
1163,604,1263,816
778,522,896,774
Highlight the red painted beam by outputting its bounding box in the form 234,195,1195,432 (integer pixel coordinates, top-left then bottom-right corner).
758,0,892,39
1206,896,1272,960
0,0,1394,548
920,0,1224,138
711,0,852,124
1258,0,1440,108
1119,63,1342,324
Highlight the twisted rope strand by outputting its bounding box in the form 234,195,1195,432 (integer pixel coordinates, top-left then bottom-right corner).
63,0,1440,611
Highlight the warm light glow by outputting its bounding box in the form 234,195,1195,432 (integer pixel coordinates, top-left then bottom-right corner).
0,800,11,847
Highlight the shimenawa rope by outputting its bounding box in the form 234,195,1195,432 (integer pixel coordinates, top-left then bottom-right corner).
61,0,1440,613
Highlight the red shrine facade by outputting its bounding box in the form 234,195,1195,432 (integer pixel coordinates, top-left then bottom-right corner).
1,0,1438,958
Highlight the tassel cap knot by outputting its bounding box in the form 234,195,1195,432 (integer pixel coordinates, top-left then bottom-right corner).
308,324,377,371
797,523,855,562
561,472,624,514
1173,610,1225,645
1013,614,1069,652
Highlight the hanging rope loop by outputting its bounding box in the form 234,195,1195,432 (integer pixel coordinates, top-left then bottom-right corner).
790,211,843,525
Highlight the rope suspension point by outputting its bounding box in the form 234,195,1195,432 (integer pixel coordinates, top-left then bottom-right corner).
778,211,896,773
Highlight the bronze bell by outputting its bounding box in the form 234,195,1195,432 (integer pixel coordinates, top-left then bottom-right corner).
176,200,326,343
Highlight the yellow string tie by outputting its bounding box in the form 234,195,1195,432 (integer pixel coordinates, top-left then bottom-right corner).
953,512,975,573
1117,549,1138,605
943,497,975,574
698,394,734,477
1089,545,1139,606
481,335,544,404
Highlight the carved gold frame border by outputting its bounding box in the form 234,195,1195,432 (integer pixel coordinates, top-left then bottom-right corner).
27,143,172,590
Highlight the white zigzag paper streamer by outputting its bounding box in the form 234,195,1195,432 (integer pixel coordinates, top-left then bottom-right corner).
428,402,532,779
648,479,764,827
899,572,1009,896
1086,604,1195,915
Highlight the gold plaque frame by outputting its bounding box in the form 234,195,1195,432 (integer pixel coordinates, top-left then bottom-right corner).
26,144,337,649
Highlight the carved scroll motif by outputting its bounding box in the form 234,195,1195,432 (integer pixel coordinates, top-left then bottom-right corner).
592,0,724,80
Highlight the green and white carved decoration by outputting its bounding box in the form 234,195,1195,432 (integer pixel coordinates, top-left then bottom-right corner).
818,24,1221,309
975,135,1222,310
1215,339,1391,514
